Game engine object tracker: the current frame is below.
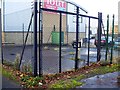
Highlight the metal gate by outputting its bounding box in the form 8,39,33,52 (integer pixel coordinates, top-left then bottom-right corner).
2,0,105,77
35,0,102,76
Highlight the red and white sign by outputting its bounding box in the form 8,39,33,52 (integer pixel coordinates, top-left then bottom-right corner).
44,0,66,12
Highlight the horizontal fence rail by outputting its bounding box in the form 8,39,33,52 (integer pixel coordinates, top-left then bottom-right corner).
40,8,98,19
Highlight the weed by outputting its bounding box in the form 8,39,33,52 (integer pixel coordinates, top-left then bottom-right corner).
50,79,83,89
99,60,110,66
69,58,80,60
21,75,43,88
3,60,13,67
2,67,16,81
21,60,32,74
49,63,119,88
69,52,75,55
21,75,30,82
73,74,86,81
14,54,20,70
50,84,63,88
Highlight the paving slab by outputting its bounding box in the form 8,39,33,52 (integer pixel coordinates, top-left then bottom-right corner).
2,76,22,89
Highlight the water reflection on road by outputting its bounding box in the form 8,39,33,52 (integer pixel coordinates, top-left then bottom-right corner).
80,47,119,63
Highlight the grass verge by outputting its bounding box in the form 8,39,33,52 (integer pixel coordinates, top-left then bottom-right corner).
49,64,120,88
1,62,120,89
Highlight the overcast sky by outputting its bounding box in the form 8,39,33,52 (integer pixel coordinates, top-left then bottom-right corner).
72,0,119,25
1,0,119,25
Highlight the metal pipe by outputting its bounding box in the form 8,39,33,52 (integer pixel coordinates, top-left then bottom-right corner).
75,7,79,70
33,0,38,76
59,13,62,73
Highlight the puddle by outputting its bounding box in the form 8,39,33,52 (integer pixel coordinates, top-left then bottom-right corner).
77,72,120,88
10,53,15,55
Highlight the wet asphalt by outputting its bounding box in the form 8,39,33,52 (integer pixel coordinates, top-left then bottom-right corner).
1,45,120,88
2,45,119,74
77,72,120,88
2,72,120,88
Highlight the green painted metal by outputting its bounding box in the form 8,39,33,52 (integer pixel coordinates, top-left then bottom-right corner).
52,31,64,45
105,15,109,61
110,14,115,64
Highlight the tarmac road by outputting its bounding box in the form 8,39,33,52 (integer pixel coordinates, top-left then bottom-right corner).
2,45,119,74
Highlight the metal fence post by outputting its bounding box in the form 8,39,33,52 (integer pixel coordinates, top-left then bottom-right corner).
75,7,79,70
105,15,109,61
97,12,102,62
33,0,38,76
1,0,5,64
39,0,43,76
59,13,62,73
110,14,114,64
19,13,34,70
87,17,90,66
0,9,2,64
22,23,24,45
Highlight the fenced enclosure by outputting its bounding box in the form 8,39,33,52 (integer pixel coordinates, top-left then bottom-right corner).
1,0,118,76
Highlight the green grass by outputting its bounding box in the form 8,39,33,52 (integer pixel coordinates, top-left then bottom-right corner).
88,64,119,75
2,66,16,81
3,60,14,67
69,52,75,55
73,74,86,81
1,62,120,89
49,64,120,88
50,74,85,88
21,76,44,88
50,79,83,89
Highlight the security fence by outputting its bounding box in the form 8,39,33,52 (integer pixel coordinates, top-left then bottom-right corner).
1,0,117,76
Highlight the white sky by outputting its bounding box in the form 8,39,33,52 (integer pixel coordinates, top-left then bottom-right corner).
72,0,120,25
1,0,119,25
1,0,119,22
